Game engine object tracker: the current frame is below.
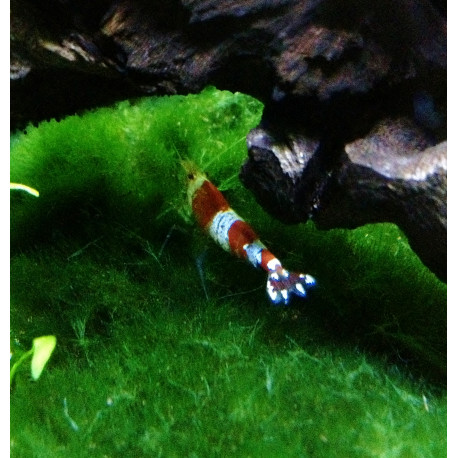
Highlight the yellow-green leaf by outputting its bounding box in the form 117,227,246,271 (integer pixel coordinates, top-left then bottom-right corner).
10,182,39,197
31,335,56,380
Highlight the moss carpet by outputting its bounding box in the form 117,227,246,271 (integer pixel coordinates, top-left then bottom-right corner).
10,87,446,457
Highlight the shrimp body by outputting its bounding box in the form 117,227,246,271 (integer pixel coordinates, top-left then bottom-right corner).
184,162,315,304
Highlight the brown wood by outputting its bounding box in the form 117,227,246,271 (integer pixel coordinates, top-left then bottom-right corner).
11,0,446,280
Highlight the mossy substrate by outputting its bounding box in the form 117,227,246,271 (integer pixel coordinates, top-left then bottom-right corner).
11,87,446,457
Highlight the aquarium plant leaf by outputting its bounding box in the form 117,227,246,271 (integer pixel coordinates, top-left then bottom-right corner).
31,335,56,381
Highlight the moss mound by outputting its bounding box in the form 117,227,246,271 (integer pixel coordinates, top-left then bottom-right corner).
11,87,446,456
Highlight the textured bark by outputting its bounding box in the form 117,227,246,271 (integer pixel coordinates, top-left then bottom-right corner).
11,0,446,280
241,120,446,281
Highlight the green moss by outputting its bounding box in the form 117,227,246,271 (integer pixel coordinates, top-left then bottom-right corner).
11,87,446,456
11,87,262,243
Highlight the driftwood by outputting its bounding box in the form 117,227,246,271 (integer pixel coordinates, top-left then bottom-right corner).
242,121,446,281
10,0,447,281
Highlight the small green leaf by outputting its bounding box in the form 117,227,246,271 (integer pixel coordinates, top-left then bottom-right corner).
10,182,40,197
31,335,56,381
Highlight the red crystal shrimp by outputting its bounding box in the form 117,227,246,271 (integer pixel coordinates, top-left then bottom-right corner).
183,160,315,305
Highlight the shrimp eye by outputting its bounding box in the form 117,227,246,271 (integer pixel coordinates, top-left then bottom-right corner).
187,173,195,180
